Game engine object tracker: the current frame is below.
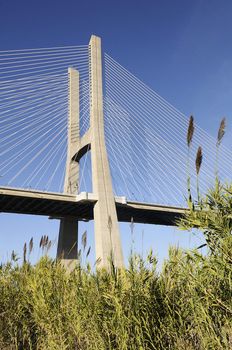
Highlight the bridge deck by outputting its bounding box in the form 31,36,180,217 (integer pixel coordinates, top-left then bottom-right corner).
0,187,187,226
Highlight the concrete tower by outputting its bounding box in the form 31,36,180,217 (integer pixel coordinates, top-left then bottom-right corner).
57,67,79,269
57,35,124,269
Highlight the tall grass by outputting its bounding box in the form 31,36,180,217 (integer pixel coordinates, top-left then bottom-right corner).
187,115,194,208
0,230,231,349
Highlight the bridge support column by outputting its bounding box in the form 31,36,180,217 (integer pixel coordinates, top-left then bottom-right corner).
57,68,79,269
57,37,124,270
89,35,124,269
57,218,78,269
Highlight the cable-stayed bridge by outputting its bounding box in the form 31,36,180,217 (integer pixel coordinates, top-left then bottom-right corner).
0,35,231,268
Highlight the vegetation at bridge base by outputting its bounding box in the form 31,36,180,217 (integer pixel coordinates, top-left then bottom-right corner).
0,182,232,350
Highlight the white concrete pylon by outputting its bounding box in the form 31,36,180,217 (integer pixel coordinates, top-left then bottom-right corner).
89,35,124,269
57,67,79,268
57,36,124,270
64,67,79,194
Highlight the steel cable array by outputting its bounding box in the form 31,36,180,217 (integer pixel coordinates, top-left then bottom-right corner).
104,54,232,206
0,44,90,193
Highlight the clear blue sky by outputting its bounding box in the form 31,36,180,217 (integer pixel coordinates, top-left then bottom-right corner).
1,0,232,265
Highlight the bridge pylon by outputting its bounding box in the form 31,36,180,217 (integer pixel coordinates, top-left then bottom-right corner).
57,35,124,269
57,67,79,269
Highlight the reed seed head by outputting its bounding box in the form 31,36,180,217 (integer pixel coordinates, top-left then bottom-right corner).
196,146,203,175
86,246,91,258
78,249,82,259
95,257,102,266
45,235,49,247
130,216,134,234
23,242,27,263
187,115,194,147
11,250,16,262
47,240,52,251
29,237,33,254
40,235,47,249
81,231,87,251
217,117,226,146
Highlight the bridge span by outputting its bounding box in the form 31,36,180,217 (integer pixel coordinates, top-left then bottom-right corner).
0,187,187,226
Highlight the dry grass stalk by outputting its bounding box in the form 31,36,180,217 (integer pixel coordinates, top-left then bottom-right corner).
187,115,194,147
39,235,49,249
47,240,52,251
23,242,27,263
45,235,49,246
94,257,102,266
196,146,203,175
81,231,87,251
29,238,33,254
86,246,91,258
217,117,226,146
11,250,16,261
130,216,134,234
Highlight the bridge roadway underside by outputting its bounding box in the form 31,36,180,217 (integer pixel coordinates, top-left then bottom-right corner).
0,188,187,226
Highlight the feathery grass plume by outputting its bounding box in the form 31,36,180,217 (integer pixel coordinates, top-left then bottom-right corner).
216,117,226,182
86,246,91,258
40,235,47,252
130,216,134,233
45,235,49,247
47,240,52,251
81,231,87,251
196,146,203,175
39,236,43,248
23,242,27,263
187,115,194,147
29,237,33,255
217,117,226,146
94,257,102,266
187,115,195,208
41,235,44,249
43,235,46,247
196,146,203,203
11,250,17,262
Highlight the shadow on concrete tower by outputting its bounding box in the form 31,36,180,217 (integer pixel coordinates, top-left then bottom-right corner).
57,35,124,269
